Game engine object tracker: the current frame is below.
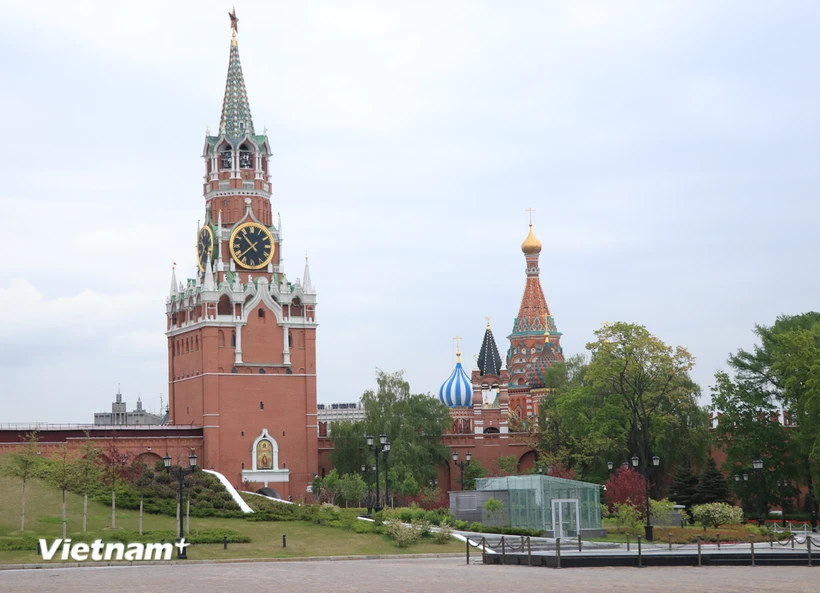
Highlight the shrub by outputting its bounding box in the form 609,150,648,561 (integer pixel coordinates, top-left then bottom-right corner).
424,510,442,526
454,520,468,530
611,503,643,534
484,497,504,522
434,524,453,544
352,521,375,534
384,519,423,547
691,502,744,530
412,519,432,537
0,535,39,551
469,521,484,532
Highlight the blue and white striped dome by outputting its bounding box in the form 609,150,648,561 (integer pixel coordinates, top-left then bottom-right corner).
439,355,473,407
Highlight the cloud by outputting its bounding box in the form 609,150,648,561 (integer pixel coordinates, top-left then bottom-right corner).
1,1,819,422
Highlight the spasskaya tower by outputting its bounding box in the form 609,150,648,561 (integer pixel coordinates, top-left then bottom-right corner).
166,11,318,498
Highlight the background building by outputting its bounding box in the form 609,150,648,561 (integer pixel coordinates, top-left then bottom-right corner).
93,388,166,426
317,403,365,437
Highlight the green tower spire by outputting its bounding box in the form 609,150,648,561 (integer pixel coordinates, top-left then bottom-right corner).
219,23,255,140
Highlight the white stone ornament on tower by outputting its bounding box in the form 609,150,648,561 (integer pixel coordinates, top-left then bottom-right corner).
303,252,314,294
170,264,178,297
203,254,215,291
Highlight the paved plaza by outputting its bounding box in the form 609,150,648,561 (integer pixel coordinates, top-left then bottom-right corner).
2,558,817,593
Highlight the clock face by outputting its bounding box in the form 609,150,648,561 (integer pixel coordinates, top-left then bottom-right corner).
197,226,214,272
229,222,275,270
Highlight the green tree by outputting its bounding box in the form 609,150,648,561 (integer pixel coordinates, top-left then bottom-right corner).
584,322,708,487
3,431,41,532
484,497,504,523
310,475,323,502
694,457,731,505
529,355,612,477
399,474,420,497
74,432,102,532
322,469,342,504
132,462,154,535
710,370,795,516
667,463,699,522
459,459,487,490
331,370,451,493
493,455,519,477
718,313,820,509
339,472,367,507
328,420,367,477
44,445,75,538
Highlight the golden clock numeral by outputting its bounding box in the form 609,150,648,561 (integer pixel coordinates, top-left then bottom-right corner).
263,251,270,258
234,243,240,250
242,257,247,264
250,227,255,234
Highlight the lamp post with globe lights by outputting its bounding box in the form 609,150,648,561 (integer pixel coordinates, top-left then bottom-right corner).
163,450,197,559
753,459,765,527
366,434,389,511
632,454,660,541
452,450,472,490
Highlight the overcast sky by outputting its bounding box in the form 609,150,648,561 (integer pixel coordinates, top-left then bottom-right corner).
1,2,818,423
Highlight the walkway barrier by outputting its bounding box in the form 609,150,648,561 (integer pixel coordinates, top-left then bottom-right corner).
466,530,820,569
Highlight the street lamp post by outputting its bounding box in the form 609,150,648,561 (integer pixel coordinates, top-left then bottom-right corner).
383,441,391,509
753,459,765,527
367,434,389,512
607,461,614,472
163,450,198,559
361,464,373,516
776,480,788,528
452,450,472,490
632,454,660,541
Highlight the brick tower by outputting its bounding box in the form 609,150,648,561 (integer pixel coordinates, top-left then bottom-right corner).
166,15,318,498
506,216,563,419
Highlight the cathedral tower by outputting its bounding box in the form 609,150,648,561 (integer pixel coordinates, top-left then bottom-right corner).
165,14,318,497
506,216,563,418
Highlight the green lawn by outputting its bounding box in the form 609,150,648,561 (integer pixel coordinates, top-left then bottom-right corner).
0,475,462,564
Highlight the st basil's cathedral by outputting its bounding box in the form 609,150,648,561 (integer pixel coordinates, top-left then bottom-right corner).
438,219,564,439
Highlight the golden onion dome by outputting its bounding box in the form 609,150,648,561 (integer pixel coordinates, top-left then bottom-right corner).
521,224,542,255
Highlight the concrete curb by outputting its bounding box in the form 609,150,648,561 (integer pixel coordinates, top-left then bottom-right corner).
0,552,464,571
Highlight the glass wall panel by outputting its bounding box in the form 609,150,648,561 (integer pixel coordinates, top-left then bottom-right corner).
475,474,602,531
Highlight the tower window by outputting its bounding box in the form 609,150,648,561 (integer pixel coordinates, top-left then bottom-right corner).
220,150,232,169
231,332,236,348
288,331,293,348
259,368,266,374
231,367,238,374
258,309,265,319
260,401,264,410
240,151,252,169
